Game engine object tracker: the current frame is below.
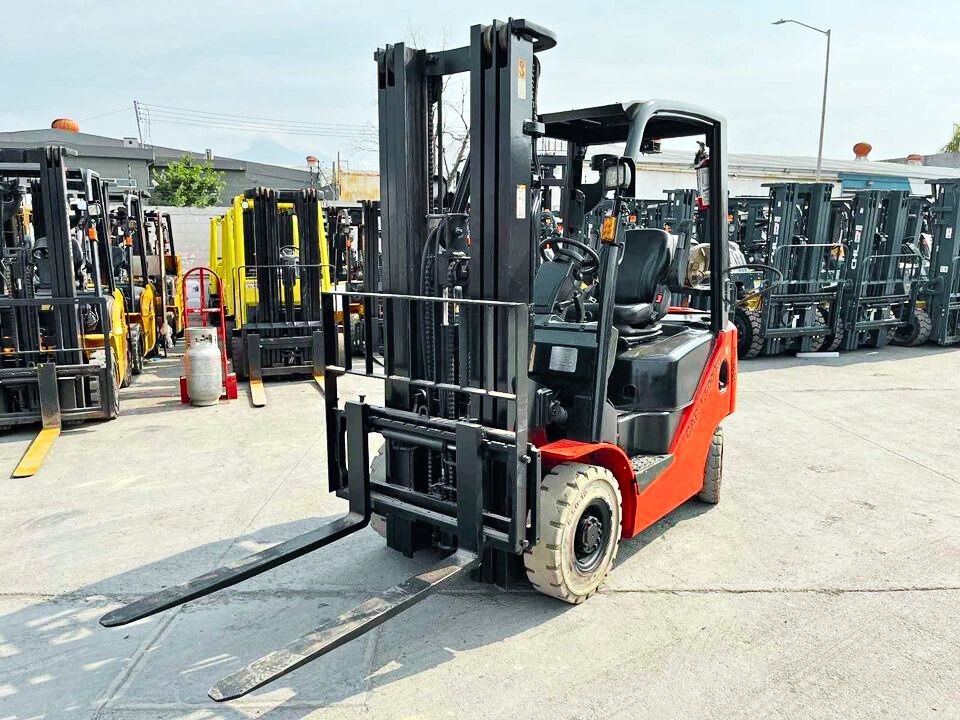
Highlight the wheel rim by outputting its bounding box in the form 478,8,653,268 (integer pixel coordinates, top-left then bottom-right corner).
573,498,612,573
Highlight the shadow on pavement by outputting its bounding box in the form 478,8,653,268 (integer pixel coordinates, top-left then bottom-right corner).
1,491,713,719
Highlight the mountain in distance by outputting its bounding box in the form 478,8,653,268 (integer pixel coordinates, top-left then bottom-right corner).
230,136,334,169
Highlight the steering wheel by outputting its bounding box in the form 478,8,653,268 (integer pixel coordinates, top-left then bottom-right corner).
538,237,601,277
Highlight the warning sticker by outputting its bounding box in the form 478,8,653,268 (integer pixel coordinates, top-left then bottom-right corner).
518,58,527,99
516,184,526,219
548,345,578,373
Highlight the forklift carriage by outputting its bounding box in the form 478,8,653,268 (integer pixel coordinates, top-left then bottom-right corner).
101,18,738,701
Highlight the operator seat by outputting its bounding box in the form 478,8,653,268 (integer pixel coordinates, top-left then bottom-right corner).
613,228,675,336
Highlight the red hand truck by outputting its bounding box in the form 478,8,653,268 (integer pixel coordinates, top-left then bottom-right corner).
178,267,238,403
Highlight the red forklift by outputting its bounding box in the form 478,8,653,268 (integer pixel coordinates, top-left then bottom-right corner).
101,18,739,700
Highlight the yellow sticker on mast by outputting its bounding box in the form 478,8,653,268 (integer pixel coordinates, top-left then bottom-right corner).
517,185,527,219
518,58,527,100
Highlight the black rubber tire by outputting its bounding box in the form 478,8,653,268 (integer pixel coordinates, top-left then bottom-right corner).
811,308,842,352
734,307,764,359
823,332,843,352
524,462,622,604
90,351,121,419
130,329,144,376
109,357,121,419
891,307,932,347
120,343,133,389
698,426,723,504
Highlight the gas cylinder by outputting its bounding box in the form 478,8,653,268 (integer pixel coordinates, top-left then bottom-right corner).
183,327,222,406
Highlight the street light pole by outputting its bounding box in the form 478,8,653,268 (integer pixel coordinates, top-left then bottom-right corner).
773,19,831,182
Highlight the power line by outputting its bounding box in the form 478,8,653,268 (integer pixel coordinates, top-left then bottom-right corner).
139,116,372,139
134,101,375,139
80,107,132,122
141,102,369,130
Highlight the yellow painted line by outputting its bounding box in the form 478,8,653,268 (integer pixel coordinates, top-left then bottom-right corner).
12,427,61,478
249,379,267,407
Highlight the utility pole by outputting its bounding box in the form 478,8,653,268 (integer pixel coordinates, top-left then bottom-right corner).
133,101,143,147
773,19,831,181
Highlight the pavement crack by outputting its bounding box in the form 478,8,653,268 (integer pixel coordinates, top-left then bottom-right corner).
601,586,960,595
89,605,182,719
6,585,959,605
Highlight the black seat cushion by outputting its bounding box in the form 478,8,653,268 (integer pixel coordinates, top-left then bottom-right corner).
615,228,674,304
613,302,655,327
613,229,674,329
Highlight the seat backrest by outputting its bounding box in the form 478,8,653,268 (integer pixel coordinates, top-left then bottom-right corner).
615,228,675,304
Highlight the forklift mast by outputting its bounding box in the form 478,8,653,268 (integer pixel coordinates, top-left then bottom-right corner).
925,179,960,344
756,182,842,354
835,190,923,350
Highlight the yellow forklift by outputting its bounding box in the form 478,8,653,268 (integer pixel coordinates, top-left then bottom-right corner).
1,147,126,477
208,189,332,405
145,209,185,341
109,191,164,374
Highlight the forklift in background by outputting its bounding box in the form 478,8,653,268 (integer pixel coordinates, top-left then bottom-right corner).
325,204,362,286
913,179,960,345
734,182,845,358
222,188,332,406
833,190,927,350
102,19,742,700
729,195,769,264
0,147,123,477
145,209,186,341
109,191,164,373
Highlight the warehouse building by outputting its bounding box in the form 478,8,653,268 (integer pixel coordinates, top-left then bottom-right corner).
0,124,333,203
632,144,960,198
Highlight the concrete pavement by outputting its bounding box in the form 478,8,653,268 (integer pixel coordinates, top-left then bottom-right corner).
1,345,958,719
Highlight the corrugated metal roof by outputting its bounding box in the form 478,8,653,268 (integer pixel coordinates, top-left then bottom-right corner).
0,129,309,177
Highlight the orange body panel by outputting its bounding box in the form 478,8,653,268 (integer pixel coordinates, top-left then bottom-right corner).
539,324,738,540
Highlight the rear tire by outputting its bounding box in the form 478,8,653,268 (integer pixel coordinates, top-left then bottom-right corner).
891,307,932,347
698,427,723,504
524,462,622,604
734,307,764,359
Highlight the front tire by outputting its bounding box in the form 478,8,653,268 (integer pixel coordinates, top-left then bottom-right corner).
891,307,932,347
734,307,764,359
524,462,622,604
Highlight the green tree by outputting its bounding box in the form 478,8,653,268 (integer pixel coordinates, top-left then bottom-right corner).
153,155,225,207
942,123,960,154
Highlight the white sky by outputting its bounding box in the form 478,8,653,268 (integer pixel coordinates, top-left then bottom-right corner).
3,0,959,169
